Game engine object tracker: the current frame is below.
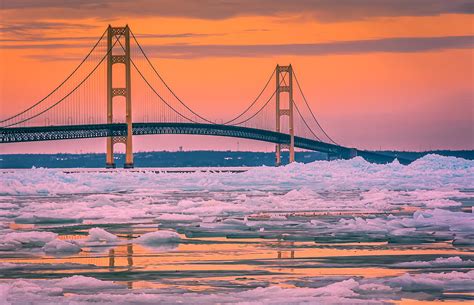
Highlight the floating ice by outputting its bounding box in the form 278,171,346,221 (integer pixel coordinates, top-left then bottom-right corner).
0,154,472,304
388,270,474,292
156,213,201,223
333,209,473,237
1,155,472,197
135,230,181,245
86,228,119,243
8,272,473,304
42,239,81,254
14,213,82,224
393,256,474,268
0,231,57,250
0,284,9,305
55,275,118,291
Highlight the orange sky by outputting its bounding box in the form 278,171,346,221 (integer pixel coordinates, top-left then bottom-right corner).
0,1,473,153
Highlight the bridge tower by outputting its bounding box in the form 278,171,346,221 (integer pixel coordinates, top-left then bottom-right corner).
106,25,134,168
275,64,295,166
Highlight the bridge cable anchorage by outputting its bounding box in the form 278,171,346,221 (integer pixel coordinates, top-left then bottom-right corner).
0,28,108,125
129,29,215,124
116,39,201,124
2,33,122,128
292,68,339,145
230,72,287,126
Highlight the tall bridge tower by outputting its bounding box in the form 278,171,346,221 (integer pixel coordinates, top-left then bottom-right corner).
106,25,133,168
275,64,295,166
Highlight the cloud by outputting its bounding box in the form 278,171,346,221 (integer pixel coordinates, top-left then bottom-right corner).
24,54,85,61
0,20,226,44
0,32,223,43
1,0,473,22
123,35,474,59
7,35,472,60
0,43,90,50
0,21,96,35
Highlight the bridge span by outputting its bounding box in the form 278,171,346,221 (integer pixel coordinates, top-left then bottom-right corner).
0,123,406,164
0,25,408,167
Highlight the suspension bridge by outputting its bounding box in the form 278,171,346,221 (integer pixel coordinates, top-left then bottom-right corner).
0,25,403,168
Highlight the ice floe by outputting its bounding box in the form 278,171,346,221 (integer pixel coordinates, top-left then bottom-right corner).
1,155,472,197
86,228,119,244
393,256,474,268
135,230,181,245
54,275,119,291
0,154,472,304
1,271,473,304
42,239,81,254
156,213,201,223
0,231,57,250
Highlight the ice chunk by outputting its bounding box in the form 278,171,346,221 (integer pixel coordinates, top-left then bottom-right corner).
389,270,474,292
156,213,201,223
313,279,359,297
55,276,118,290
0,283,10,305
42,239,81,254
135,230,180,245
393,256,474,268
0,231,57,250
86,228,118,243
15,213,82,224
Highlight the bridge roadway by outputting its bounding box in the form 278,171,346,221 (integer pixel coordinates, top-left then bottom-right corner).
0,123,406,164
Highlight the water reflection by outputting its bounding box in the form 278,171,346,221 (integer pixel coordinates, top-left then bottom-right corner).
277,250,295,259
0,230,469,292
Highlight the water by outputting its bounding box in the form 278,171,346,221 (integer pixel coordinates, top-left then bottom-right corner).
0,156,473,304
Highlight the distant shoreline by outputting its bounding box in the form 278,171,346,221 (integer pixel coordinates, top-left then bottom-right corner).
0,150,472,169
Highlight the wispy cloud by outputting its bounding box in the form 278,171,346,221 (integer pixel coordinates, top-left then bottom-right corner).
0,31,224,43
0,43,90,50
125,35,474,59
7,35,472,60
0,20,227,45
0,21,96,35
2,0,473,22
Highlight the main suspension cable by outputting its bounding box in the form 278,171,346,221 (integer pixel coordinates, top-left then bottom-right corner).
293,100,323,141
3,33,120,128
117,39,200,123
293,68,338,145
222,68,276,125
130,29,277,126
0,28,108,124
231,73,287,126
129,29,214,124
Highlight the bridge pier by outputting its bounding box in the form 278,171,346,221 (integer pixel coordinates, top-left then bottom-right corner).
275,64,295,166
327,148,358,161
106,25,134,169
106,136,115,168
342,148,358,160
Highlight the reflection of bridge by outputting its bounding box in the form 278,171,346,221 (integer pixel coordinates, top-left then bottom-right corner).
0,25,403,167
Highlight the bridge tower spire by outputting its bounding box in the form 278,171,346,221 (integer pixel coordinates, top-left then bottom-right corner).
275,64,295,166
106,25,134,168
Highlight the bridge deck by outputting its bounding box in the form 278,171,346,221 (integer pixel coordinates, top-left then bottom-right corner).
0,123,406,163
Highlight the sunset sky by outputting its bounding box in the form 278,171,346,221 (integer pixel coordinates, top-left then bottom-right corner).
0,0,473,153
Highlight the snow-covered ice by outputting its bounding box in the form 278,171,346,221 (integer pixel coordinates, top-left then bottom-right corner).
86,227,119,243
0,155,472,304
0,231,57,250
135,230,181,245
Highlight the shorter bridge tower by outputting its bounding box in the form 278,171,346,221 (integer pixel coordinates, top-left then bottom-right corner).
106,25,134,168
275,64,295,166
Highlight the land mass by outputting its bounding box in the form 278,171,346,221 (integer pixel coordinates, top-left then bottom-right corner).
0,150,472,168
